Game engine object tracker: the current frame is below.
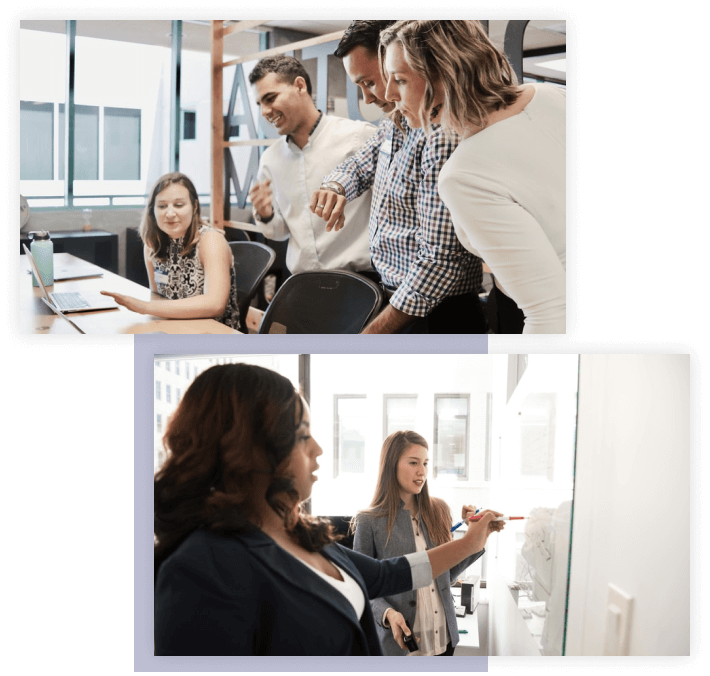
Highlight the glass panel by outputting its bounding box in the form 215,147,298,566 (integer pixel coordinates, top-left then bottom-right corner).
19,28,66,198
335,397,367,475
59,104,99,180
384,396,417,437
73,27,170,197
104,107,141,179
434,395,469,478
493,354,579,656
20,101,54,179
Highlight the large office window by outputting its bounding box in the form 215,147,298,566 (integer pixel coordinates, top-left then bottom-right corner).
333,395,367,477
20,24,169,206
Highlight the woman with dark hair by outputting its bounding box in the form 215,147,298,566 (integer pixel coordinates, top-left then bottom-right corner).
101,172,240,329
154,364,503,656
352,431,480,656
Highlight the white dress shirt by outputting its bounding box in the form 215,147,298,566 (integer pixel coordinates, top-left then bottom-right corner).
253,113,378,275
438,83,566,334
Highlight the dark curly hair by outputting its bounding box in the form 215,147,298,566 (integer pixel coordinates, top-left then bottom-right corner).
154,363,340,573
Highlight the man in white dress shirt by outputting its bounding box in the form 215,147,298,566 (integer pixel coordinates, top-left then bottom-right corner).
248,55,378,276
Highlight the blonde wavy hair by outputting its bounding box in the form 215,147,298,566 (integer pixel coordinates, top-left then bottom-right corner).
379,20,520,137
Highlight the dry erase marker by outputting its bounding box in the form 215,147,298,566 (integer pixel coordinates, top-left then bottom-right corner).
469,515,527,522
451,508,481,532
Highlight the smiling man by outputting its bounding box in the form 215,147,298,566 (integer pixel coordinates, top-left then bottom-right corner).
310,21,487,334
248,56,378,277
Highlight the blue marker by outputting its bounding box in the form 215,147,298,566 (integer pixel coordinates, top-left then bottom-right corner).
451,508,481,532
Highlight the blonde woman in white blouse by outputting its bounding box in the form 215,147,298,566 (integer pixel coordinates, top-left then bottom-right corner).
379,21,566,334
352,431,490,656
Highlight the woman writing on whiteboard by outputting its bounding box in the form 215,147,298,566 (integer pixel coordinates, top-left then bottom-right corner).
101,172,240,330
154,364,503,655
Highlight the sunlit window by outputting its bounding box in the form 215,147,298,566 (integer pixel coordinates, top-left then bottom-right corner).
334,395,367,476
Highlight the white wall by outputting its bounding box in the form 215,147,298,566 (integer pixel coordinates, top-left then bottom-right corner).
566,354,690,655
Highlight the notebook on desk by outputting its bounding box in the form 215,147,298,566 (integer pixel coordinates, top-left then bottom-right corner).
23,244,118,313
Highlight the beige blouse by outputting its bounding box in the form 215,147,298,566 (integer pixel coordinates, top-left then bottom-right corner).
408,513,450,656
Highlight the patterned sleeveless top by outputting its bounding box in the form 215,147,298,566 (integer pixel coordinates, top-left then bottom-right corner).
151,225,240,330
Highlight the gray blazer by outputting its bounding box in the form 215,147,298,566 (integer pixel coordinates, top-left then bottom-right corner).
353,502,484,655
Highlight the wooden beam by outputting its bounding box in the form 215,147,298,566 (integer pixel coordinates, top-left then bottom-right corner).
223,20,270,37
211,20,225,230
223,30,345,67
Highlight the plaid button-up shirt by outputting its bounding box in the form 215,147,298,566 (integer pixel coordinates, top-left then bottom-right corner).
325,117,482,317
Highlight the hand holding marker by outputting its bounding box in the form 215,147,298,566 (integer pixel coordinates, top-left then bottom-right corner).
451,509,526,532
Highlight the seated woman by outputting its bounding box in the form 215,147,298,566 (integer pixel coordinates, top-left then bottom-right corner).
154,363,504,656
380,21,566,334
101,172,240,330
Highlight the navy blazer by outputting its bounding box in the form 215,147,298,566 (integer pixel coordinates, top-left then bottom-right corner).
154,528,417,656
353,503,484,655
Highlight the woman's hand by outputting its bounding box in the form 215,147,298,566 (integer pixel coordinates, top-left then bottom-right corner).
461,504,477,520
385,608,415,651
100,291,148,314
462,509,505,553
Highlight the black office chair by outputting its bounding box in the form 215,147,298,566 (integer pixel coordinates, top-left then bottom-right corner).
228,241,276,322
257,270,383,334
326,516,355,549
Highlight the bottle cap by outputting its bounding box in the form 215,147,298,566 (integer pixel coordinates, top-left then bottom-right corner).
28,230,51,240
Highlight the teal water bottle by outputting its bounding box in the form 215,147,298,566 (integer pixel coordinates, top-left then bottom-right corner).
29,230,54,287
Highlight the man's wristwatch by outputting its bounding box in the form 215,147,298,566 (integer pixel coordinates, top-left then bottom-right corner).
320,181,345,197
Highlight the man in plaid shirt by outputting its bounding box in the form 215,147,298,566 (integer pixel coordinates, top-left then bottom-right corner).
311,20,487,334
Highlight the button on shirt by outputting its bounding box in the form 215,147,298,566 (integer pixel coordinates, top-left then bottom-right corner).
253,114,377,275
325,118,482,317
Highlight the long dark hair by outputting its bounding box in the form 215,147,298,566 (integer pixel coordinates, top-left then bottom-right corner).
352,430,452,546
154,363,339,573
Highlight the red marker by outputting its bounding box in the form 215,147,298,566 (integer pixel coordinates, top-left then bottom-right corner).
469,515,526,522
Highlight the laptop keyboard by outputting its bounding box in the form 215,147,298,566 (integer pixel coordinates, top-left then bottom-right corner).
52,292,89,310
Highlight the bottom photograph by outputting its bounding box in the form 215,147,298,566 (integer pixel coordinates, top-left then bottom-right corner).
143,352,689,663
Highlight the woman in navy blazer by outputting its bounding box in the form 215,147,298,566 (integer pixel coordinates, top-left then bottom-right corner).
353,430,482,655
154,363,504,656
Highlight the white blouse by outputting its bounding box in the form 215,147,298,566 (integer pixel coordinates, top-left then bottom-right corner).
298,558,366,620
438,83,566,334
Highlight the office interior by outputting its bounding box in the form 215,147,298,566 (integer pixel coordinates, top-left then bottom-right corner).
149,353,689,658
20,20,566,334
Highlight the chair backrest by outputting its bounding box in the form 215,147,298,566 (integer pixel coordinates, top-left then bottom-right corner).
228,241,276,321
257,270,383,334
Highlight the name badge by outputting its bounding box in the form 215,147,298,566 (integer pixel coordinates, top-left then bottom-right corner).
154,271,169,286
379,136,393,159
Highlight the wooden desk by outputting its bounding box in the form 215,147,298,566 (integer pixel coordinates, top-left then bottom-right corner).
21,253,240,335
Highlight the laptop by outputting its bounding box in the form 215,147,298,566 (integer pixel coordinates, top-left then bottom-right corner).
23,244,119,313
